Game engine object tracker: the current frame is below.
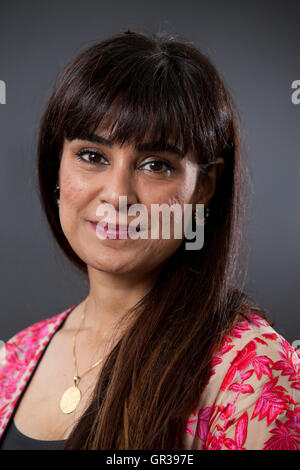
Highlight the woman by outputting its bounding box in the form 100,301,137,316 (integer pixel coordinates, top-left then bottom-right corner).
0,30,299,451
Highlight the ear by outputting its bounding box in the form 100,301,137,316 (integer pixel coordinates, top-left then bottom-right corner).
196,157,225,205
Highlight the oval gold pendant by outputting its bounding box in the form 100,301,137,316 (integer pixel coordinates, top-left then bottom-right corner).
60,385,81,414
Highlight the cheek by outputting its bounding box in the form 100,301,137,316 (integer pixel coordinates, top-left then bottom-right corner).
144,190,193,240
143,177,196,231
60,174,87,209
166,191,187,206
164,179,197,233
148,177,196,207
165,167,198,207
163,184,195,210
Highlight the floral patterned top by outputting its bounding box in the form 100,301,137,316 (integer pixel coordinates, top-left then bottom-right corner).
0,305,299,450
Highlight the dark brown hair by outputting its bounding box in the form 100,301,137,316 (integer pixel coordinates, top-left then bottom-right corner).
37,30,272,449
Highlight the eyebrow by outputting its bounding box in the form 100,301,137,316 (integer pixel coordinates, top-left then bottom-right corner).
75,134,185,159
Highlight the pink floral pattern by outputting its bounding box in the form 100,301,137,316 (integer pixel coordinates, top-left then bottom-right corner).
0,307,299,450
184,312,300,450
0,306,75,439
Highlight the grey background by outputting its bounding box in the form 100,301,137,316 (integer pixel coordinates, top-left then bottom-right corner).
0,0,299,344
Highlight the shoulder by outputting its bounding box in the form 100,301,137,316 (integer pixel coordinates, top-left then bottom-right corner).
0,305,75,372
210,311,300,388
0,305,75,437
185,311,300,450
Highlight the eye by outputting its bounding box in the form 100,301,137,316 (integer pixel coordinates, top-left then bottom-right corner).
74,150,176,175
75,149,107,165
139,159,175,174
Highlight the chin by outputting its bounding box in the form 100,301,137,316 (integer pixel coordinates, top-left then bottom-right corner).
85,250,138,274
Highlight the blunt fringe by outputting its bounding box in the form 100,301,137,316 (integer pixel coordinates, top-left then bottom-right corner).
37,30,272,449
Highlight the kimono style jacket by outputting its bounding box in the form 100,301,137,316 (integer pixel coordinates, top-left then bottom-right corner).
0,305,299,450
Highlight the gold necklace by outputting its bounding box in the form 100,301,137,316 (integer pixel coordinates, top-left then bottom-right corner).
60,296,108,414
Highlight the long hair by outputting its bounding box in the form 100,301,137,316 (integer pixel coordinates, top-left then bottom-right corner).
37,30,272,449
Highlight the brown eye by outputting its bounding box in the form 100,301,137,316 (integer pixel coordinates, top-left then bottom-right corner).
75,150,107,165
139,159,175,174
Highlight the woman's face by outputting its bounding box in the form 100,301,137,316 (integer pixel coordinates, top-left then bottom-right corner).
58,128,221,276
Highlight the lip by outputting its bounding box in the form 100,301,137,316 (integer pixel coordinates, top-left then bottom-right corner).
89,220,142,239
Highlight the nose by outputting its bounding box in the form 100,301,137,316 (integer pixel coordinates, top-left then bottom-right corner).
97,161,137,215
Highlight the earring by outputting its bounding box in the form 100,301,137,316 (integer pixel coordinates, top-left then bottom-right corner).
193,206,209,225
55,184,60,207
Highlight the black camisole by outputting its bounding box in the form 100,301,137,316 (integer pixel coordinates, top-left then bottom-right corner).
0,417,66,450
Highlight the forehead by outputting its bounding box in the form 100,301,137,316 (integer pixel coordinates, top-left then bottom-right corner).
91,123,197,161
95,121,181,146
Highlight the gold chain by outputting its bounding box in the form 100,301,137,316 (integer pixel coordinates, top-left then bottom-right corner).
72,295,109,386
60,295,111,413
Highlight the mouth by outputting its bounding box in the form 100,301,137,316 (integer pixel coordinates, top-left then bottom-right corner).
89,220,142,238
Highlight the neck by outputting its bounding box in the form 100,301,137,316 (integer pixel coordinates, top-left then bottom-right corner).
79,265,161,338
